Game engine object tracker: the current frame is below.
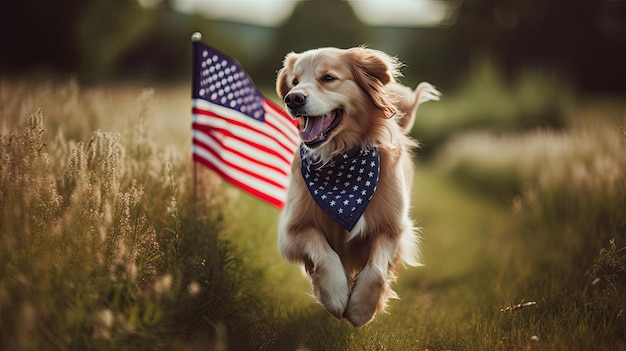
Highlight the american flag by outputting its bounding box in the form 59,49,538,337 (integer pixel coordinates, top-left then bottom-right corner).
191,39,299,208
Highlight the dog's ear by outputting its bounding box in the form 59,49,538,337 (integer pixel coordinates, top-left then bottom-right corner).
346,48,401,118
276,52,299,99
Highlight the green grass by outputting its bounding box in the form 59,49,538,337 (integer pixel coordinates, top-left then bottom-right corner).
429,100,626,349
212,165,515,350
1,79,624,350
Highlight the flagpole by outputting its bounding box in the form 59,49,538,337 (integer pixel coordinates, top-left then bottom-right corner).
191,32,202,218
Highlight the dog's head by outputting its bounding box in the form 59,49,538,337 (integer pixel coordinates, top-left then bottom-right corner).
276,47,402,157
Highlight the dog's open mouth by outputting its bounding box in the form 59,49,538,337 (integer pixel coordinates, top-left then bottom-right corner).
296,108,343,148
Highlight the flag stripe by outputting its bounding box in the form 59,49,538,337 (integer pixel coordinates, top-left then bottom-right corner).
193,99,297,158
193,146,285,207
192,140,287,192
192,109,293,166
193,107,295,164
192,122,292,169
193,154,283,207
192,128,290,180
193,128,290,176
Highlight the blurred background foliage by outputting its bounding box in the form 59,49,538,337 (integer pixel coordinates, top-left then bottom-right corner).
1,0,625,94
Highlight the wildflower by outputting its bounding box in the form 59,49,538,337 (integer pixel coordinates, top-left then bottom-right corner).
96,309,114,329
94,309,114,340
188,281,201,296
127,263,137,281
154,274,173,295
19,301,36,333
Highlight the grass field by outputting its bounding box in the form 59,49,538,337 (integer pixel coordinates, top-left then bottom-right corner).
1,78,625,350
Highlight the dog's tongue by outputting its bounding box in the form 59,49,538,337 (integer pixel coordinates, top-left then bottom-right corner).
300,117,324,142
299,113,334,142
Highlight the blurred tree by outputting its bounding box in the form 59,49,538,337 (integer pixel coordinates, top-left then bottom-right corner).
116,4,221,81
504,0,626,91
0,0,84,72
275,0,370,52
75,0,158,82
397,26,460,90
258,0,373,84
442,0,626,92
0,0,159,82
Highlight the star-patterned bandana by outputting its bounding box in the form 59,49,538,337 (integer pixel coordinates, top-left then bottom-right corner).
300,144,380,231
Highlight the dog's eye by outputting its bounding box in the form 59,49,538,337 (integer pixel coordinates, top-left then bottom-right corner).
322,75,336,82
292,78,299,86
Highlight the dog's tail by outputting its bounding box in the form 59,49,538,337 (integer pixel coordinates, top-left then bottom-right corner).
388,82,441,134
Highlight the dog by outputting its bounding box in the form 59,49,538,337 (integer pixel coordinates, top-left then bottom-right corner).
276,47,440,327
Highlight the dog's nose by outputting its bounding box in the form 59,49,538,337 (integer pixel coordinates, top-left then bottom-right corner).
284,92,307,110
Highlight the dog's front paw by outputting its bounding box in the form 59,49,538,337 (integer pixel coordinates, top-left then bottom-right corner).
309,253,350,319
343,269,391,327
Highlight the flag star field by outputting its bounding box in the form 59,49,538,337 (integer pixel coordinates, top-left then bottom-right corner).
196,49,265,122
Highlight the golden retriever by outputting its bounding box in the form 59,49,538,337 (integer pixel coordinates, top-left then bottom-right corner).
276,47,440,327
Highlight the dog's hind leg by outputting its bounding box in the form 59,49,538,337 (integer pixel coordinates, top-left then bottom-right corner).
343,235,399,327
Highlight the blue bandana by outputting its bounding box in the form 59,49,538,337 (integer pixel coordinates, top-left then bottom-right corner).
300,144,380,231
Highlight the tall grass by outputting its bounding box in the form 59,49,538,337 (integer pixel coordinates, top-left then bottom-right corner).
0,81,275,350
434,113,626,345
2,110,161,349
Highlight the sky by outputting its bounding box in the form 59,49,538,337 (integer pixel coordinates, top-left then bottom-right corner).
172,0,451,27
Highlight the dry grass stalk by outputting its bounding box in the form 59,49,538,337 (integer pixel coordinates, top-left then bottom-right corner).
500,300,537,314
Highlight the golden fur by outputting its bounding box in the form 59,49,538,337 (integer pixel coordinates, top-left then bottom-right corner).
276,47,440,326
